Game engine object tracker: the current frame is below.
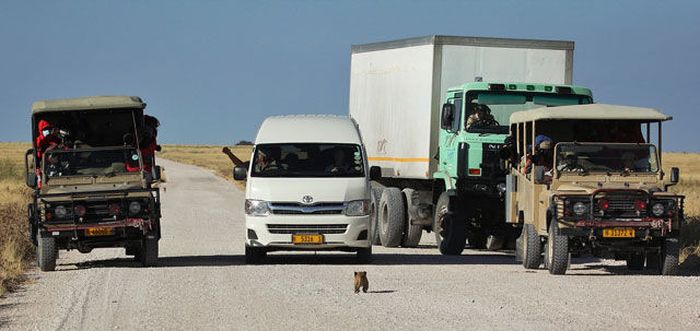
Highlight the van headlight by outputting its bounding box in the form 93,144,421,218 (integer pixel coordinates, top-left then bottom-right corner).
345,200,370,216
245,199,271,216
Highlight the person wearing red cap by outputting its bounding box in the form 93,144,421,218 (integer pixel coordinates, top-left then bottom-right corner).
35,119,62,160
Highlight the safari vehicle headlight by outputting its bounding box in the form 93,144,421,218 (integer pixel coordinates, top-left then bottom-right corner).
54,205,67,219
572,202,588,216
128,201,142,215
651,202,665,217
345,199,370,216
245,199,270,216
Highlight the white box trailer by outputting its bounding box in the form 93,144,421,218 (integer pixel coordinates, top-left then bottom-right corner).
349,35,574,180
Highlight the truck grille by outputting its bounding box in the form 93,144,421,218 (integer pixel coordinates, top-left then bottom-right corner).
269,202,345,215
594,191,647,218
267,224,348,234
480,144,504,178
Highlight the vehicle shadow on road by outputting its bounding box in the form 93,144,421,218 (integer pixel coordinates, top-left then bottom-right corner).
63,255,246,270
568,257,700,276
259,252,518,265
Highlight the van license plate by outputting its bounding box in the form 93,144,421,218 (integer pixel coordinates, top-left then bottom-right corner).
602,228,635,238
85,227,114,236
292,234,324,244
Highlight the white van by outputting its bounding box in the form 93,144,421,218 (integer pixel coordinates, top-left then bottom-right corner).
234,115,379,263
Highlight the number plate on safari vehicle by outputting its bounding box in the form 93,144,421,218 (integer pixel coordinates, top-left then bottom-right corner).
85,227,114,236
602,228,635,238
292,234,324,244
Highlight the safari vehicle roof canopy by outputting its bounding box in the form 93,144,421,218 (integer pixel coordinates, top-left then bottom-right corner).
32,96,145,114
510,104,671,123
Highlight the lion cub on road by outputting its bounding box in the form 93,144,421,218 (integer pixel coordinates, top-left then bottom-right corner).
354,271,368,294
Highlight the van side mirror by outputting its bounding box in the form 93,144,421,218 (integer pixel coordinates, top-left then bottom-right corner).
369,166,381,181
670,167,680,184
440,103,454,130
152,165,162,181
233,166,247,181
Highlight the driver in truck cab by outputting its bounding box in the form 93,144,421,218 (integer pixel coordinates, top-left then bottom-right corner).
465,104,497,129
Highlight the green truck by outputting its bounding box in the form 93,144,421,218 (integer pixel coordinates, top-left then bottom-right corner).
349,35,593,254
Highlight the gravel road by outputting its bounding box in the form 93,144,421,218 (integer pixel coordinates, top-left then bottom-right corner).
2,159,699,330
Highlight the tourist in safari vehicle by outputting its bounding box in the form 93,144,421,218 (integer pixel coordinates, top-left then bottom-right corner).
25,96,163,271
503,104,684,275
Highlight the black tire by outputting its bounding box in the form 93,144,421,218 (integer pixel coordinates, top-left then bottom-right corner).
401,188,423,248
139,238,159,267
660,238,680,276
645,251,660,270
546,221,569,275
369,187,383,246
522,224,542,269
245,246,266,264
356,246,373,263
433,192,466,255
37,232,57,272
626,254,645,271
378,187,405,247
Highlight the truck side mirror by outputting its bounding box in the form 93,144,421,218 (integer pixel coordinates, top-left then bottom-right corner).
233,166,247,181
152,165,162,181
441,103,454,130
533,166,546,184
369,166,381,181
26,172,37,188
670,167,680,184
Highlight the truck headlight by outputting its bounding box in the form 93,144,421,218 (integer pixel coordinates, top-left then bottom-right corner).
245,199,270,216
345,200,370,216
573,202,587,216
651,202,665,217
54,205,67,218
128,201,142,215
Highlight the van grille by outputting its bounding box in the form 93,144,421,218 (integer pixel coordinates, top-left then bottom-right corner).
267,224,348,234
269,202,345,215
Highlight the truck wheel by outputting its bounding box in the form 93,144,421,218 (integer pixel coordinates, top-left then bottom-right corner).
370,187,383,245
645,251,660,270
378,187,405,247
37,232,57,272
626,254,645,271
433,192,466,255
545,221,569,275
401,188,423,248
140,238,159,267
522,224,542,269
660,238,680,276
245,246,266,264
356,246,372,263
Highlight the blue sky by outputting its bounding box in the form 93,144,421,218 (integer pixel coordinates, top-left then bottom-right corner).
1,1,698,151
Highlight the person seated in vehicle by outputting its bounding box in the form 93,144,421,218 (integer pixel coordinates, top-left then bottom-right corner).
255,146,286,173
325,148,351,174
557,152,585,172
222,146,249,168
139,115,162,174
36,120,68,160
620,152,651,174
465,104,498,129
523,135,554,175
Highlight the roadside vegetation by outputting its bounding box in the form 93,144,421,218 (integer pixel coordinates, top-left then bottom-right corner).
159,144,252,190
664,152,700,267
0,143,32,295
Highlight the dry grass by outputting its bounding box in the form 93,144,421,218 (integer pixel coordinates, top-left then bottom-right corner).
0,142,32,295
665,153,700,267
159,145,253,190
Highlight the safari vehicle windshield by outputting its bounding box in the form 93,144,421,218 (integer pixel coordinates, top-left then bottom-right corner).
251,143,365,178
465,92,593,134
43,147,141,178
555,143,659,174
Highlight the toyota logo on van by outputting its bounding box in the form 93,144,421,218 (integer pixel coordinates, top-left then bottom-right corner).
301,195,314,204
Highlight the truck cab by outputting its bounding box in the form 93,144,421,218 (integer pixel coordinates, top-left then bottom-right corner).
434,82,592,253
506,104,683,275
26,96,162,271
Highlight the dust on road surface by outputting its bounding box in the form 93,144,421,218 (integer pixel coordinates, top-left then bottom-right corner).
2,159,699,330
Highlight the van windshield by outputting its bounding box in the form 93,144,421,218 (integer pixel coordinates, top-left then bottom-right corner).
251,143,365,178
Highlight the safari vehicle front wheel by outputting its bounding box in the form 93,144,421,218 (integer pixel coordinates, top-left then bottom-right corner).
546,221,569,275
37,232,57,272
139,238,159,267
660,238,680,276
